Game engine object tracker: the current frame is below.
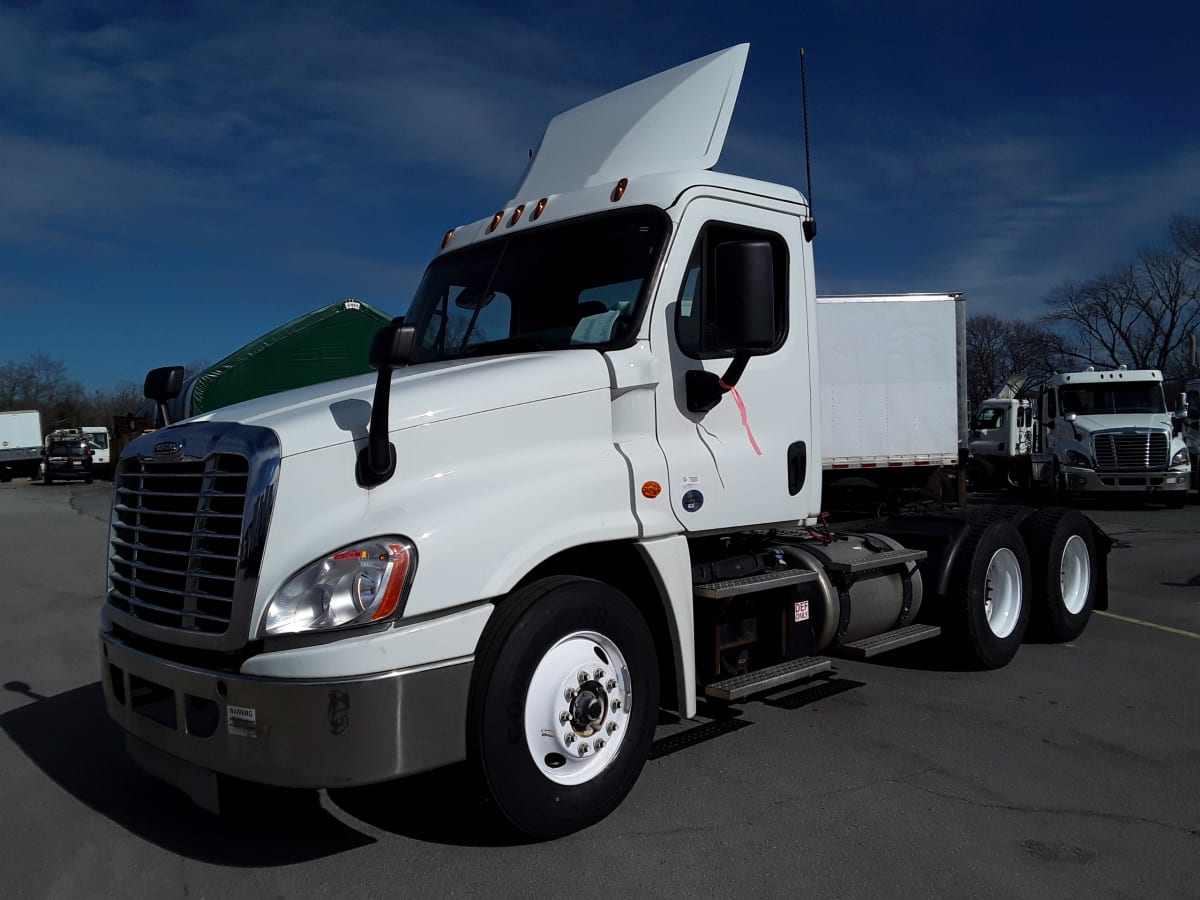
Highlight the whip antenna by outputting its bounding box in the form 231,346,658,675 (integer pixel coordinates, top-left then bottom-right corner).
800,47,817,242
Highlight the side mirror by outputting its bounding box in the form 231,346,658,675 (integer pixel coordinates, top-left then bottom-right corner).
143,365,185,428
712,240,777,353
1173,392,1189,417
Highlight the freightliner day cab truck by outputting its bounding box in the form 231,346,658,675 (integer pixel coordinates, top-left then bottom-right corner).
100,45,1112,838
970,367,1192,507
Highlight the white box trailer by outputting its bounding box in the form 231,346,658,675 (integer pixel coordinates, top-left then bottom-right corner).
0,409,44,481
816,293,967,496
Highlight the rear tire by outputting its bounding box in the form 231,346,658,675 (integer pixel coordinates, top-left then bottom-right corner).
945,519,1031,668
468,576,658,839
43,474,52,485
1020,508,1096,642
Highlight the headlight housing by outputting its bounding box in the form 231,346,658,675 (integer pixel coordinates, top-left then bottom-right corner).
1065,449,1092,468
1171,447,1190,467
263,538,416,636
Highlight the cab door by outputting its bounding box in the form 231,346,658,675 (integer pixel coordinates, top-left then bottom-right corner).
649,198,817,532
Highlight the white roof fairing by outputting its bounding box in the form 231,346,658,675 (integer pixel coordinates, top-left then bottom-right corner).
509,44,750,205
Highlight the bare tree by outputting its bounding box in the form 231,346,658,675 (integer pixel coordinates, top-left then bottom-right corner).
1043,216,1200,380
966,314,1070,410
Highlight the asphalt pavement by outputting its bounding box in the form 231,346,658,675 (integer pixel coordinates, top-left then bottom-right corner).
1,480,1197,899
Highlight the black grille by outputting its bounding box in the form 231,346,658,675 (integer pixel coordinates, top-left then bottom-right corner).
1092,431,1168,472
109,455,249,635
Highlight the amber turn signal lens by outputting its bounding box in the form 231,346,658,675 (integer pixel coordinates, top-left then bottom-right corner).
612,178,628,202
641,481,662,499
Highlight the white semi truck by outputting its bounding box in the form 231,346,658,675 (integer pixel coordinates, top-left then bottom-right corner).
0,409,44,482
1184,377,1200,493
100,45,1111,838
970,367,1191,507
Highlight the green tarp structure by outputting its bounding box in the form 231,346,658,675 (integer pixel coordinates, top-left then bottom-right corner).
169,299,393,419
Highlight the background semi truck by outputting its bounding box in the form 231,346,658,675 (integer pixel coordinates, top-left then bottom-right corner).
970,367,1191,507
99,45,1111,838
0,409,43,482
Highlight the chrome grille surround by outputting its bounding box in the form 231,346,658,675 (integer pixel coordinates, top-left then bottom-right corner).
106,422,280,651
1091,428,1169,472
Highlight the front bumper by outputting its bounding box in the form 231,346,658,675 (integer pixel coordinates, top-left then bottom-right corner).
45,461,92,480
1060,466,1189,493
100,631,472,792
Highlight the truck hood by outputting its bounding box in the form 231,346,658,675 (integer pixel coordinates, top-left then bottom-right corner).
1068,413,1173,435
181,351,613,457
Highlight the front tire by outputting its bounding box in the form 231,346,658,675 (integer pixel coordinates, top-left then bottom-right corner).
945,519,1032,668
1163,490,1187,509
1021,508,1096,641
468,576,659,839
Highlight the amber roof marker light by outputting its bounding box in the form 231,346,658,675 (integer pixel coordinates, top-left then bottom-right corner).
509,204,525,226
440,229,455,250
611,178,628,202
488,211,504,233
531,197,548,220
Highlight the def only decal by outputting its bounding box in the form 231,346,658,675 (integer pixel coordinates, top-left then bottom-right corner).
681,489,704,513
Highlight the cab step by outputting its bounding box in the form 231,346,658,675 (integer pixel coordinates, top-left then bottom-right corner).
703,656,832,701
694,568,818,599
839,624,941,659
823,548,927,575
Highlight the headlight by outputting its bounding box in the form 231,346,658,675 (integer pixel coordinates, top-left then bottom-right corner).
1065,450,1092,468
263,538,416,636
1171,448,1190,467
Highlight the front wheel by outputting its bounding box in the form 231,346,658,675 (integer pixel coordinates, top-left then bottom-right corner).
468,576,659,839
945,519,1032,668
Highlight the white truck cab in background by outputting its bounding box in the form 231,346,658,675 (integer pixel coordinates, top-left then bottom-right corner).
1184,377,1200,491
100,45,1111,838
971,367,1191,506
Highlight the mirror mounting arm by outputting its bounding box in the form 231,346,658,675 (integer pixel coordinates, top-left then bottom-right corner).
356,318,415,488
686,352,750,413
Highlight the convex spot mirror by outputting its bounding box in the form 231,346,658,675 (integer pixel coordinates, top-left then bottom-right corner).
712,240,777,354
143,365,184,403
369,319,417,370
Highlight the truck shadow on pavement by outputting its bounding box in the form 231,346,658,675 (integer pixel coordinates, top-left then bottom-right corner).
327,766,532,847
0,681,374,865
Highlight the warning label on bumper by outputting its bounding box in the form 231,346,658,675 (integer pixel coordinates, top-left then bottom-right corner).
227,704,257,738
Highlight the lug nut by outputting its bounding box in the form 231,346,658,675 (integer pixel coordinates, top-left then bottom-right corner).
565,687,577,701
594,668,605,680
606,678,617,691
564,732,576,745
594,738,606,750
578,742,590,756
607,721,618,734
611,699,622,711
559,710,569,724
578,671,589,684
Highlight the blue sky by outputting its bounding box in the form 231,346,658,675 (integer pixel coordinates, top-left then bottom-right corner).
2,0,1197,390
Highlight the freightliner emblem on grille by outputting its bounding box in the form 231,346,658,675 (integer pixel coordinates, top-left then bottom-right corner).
153,440,183,457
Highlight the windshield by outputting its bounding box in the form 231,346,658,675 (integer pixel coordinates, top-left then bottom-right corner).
49,441,87,457
1058,381,1167,415
974,407,1004,429
406,208,668,364
85,432,108,449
